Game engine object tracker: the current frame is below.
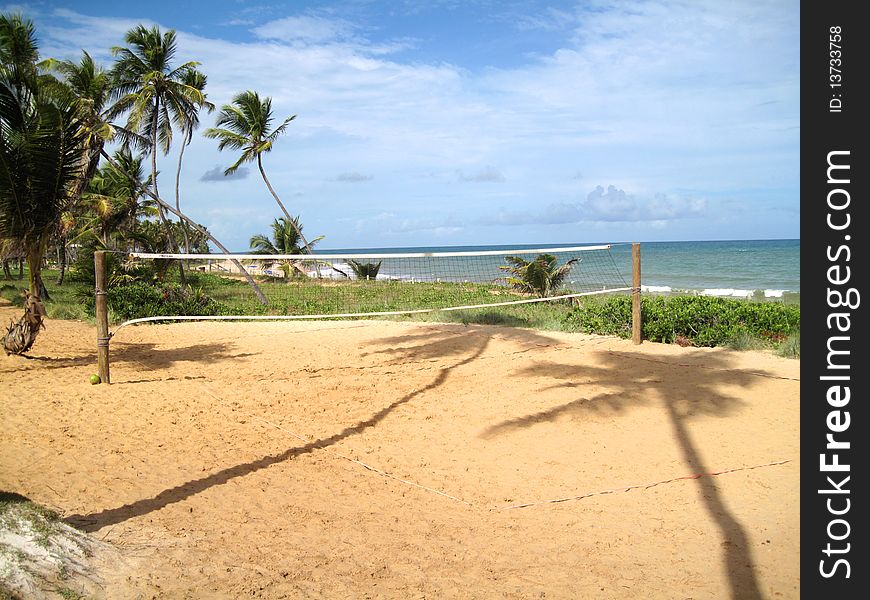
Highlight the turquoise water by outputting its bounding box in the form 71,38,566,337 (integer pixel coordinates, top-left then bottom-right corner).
610,239,800,296
320,239,800,297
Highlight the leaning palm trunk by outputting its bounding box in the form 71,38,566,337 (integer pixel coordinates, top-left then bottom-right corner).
256,158,322,278
257,157,314,252
100,149,269,305
175,140,193,253
3,291,47,355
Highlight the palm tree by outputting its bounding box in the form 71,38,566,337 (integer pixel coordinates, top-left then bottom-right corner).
174,68,213,253
109,25,205,241
347,260,382,280
1,13,86,353
41,52,147,283
203,91,314,253
97,147,270,305
99,147,153,239
82,151,153,248
249,216,323,278
250,216,323,254
498,254,578,298
0,12,38,90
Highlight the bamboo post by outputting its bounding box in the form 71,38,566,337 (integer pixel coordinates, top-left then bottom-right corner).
631,243,642,344
95,251,111,384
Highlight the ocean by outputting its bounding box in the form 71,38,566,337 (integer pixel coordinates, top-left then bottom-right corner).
320,239,800,299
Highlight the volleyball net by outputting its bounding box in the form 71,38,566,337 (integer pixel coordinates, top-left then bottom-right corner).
107,244,631,330
90,243,641,383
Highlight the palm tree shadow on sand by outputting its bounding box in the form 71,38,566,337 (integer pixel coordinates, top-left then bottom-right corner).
66,324,553,532
62,324,777,599
484,349,778,600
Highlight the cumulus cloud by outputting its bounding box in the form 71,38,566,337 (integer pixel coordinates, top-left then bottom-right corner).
334,172,373,182
28,2,796,248
580,185,706,222
200,165,250,182
458,167,505,183
480,185,707,226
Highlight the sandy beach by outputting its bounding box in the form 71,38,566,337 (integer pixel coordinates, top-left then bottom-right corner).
0,302,799,599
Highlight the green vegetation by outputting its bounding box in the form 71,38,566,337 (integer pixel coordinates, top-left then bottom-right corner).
1,13,279,353
3,260,800,357
776,331,800,358
565,294,800,352
498,253,577,297
250,216,322,257
204,90,317,255
347,259,382,280
56,588,88,600
0,13,800,359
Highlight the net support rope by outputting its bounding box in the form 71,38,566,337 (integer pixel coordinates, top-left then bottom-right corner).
110,288,632,336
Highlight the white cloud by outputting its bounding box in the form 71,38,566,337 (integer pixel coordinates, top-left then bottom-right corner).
355,213,463,236
201,165,250,182
20,1,797,249
458,167,505,183
252,15,355,44
480,185,708,226
334,172,373,182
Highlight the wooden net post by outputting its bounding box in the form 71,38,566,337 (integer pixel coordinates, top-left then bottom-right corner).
95,250,111,384
631,243,642,345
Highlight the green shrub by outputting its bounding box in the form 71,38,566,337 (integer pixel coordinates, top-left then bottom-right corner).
90,282,227,322
565,295,800,348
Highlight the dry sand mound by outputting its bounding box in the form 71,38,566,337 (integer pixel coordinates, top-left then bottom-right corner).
0,303,799,599
1,492,136,599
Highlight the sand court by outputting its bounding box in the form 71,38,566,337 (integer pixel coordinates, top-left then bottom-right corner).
0,303,799,598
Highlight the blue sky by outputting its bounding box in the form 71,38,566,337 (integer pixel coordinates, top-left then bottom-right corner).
5,0,799,250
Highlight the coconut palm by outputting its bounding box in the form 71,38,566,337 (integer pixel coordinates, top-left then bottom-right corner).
249,216,323,278
250,216,322,255
109,25,205,239
41,51,146,284
99,147,153,239
71,147,151,254
203,91,315,253
347,260,382,280
97,147,270,305
42,51,143,202
0,13,38,89
498,254,578,298
174,69,213,253
1,13,86,352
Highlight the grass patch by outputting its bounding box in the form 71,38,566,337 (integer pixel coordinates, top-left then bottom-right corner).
57,587,87,600
776,331,800,359
0,492,63,550
726,330,765,351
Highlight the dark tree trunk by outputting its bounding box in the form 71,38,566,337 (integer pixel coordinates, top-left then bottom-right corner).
56,238,67,285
